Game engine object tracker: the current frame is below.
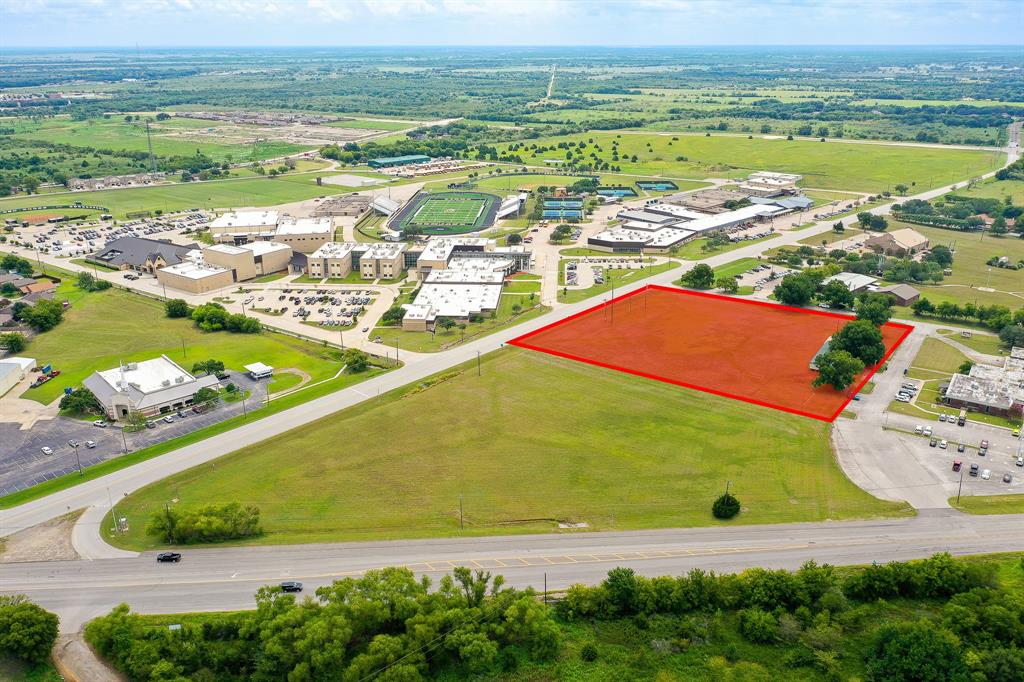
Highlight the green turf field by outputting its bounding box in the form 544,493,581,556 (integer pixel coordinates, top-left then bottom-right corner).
19,287,348,404
106,347,910,550
395,191,499,234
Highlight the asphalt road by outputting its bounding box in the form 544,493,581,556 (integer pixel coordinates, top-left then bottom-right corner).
4,509,1022,633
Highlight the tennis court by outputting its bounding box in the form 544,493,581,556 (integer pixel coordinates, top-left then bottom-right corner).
510,285,912,421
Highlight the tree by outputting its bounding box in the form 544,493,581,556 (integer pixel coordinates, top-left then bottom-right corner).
506,233,523,246
59,387,102,415
866,620,967,682
998,325,1024,348
957,360,974,375
712,492,741,519
911,298,936,316
20,299,64,332
0,596,59,664
341,348,370,373
193,387,219,407
681,264,714,289
738,608,778,643
0,332,26,353
831,320,886,366
1,254,33,277
832,222,845,234
990,215,1008,236
925,245,954,267
812,350,865,391
437,317,456,333
191,302,229,331
856,299,892,326
820,280,854,309
191,359,224,376
774,273,816,307
715,276,739,293
165,298,190,318
894,184,909,196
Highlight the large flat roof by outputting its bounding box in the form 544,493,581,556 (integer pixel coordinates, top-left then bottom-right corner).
96,355,196,395
210,210,279,229
160,260,231,280
310,241,358,259
275,217,333,235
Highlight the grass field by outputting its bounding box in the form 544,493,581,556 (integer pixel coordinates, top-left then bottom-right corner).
493,133,1004,193
883,221,1024,310
393,190,499,235
950,178,1024,205
937,329,1005,355
712,257,762,280
951,494,1024,514
20,287,349,404
106,347,910,550
9,117,310,163
910,337,969,374
0,173,341,220
673,233,779,259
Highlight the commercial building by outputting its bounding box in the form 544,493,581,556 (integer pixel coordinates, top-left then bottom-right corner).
208,210,279,243
156,242,292,293
943,347,1024,417
87,236,197,273
307,242,360,279
83,355,221,420
822,272,878,294
357,243,406,280
876,284,921,306
738,171,802,198
368,155,431,169
662,188,748,214
865,228,930,256
0,356,35,397
272,217,334,253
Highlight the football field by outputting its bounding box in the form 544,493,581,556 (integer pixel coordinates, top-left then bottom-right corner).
392,190,500,234
409,196,487,227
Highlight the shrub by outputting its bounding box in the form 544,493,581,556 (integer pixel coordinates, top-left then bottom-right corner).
0,596,59,664
165,298,190,318
738,608,778,643
146,502,262,544
712,492,741,519
579,642,598,661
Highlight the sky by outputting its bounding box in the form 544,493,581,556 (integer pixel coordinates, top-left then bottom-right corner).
1,0,1022,48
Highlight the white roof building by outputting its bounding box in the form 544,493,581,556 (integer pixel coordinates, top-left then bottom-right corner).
158,259,232,281
310,242,358,260
83,355,220,419
275,217,333,236
411,283,503,319
210,210,279,230
823,272,878,292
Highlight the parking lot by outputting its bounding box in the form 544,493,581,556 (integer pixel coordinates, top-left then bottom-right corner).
8,209,210,259
251,286,377,328
0,372,266,497
733,263,795,293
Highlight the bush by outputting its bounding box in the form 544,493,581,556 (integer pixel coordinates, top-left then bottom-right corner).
866,620,967,681
712,492,741,519
0,331,26,353
146,502,262,544
165,298,190,318
0,596,59,664
738,608,778,643
59,387,102,415
579,642,598,662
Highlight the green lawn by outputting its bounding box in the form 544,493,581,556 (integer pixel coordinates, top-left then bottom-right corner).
936,329,1006,355
712,257,762,280
494,132,1005,193
558,261,680,303
910,337,969,374
107,347,910,550
372,295,548,353
673,233,779,259
949,178,1024,205
883,221,1024,309
20,287,350,404
951,494,1024,514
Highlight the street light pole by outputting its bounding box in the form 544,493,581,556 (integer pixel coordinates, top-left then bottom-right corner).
120,426,129,454
72,443,82,476
956,469,964,504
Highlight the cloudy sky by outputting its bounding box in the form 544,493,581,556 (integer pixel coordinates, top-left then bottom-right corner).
2,0,1021,48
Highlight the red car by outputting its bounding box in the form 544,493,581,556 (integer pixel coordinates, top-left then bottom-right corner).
980,440,990,449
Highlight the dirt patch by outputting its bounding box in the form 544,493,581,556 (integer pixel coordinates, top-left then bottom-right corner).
0,509,82,563
54,634,126,682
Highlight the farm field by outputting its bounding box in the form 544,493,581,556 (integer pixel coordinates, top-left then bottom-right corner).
325,118,416,131
20,287,349,404
852,98,1024,109
493,132,1004,193
106,347,910,550
8,117,310,162
883,221,1024,310
0,173,343,219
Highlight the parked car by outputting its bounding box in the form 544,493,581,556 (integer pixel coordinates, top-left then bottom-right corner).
146,420,156,429
85,440,96,449
939,439,948,449
981,469,991,480
923,427,933,437
980,447,988,457
957,416,966,426
177,410,188,418
93,420,108,428
929,439,937,447
40,446,53,456
279,581,303,593
156,552,181,563
1017,457,1024,467
938,414,947,422
980,439,990,449
1003,473,1013,483
952,460,962,472
969,463,979,476
957,443,966,453
67,439,79,447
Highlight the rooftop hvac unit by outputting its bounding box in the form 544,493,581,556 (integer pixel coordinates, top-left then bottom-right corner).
174,376,184,384
162,379,171,387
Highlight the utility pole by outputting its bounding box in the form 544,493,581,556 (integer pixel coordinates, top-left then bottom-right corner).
956,469,964,504
459,494,464,530
476,350,481,376
120,426,129,454
72,442,82,476
241,393,248,419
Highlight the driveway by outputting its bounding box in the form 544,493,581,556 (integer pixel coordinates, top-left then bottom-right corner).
0,372,267,497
